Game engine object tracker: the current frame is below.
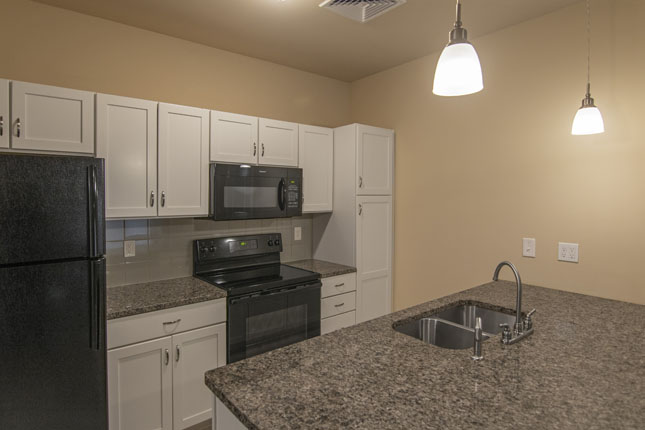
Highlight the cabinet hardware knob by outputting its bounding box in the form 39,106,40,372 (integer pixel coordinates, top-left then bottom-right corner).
253,142,257,156
334,303,345,308
0,115,3,136
164,349,170,366
150,190,155,207
334,283,345,288
161,191,166,207
261,143,265,157
358,204,363,215
175,345,181,363
15,118,21,138
162,318,181,326
358,176,363,188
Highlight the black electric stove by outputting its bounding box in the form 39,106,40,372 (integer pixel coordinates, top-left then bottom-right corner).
193,233,321,363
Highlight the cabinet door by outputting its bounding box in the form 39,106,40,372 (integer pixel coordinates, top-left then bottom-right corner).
299,125,333,212
356,195,392,323
108,337,173,430
172,324,226,430
210,111,258,164
10,81,94,153
158,103,209,217
96,94,157,218
356,124,394,195
0,79,8,149
259,118,298,167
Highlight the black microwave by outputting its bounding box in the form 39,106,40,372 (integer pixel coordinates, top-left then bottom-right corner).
209,163,302,220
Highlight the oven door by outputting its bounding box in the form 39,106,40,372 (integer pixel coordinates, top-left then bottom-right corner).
211,164,288,220
227,282,321,364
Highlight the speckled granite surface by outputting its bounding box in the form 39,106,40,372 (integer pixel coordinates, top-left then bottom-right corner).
285,259,356,278
205,281,645,429
107,277,226,320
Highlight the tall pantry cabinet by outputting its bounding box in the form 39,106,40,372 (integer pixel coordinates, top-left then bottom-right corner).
313,124,394,324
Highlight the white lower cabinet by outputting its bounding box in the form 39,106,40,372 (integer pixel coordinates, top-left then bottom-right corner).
107,300,226,430
320,273,357,335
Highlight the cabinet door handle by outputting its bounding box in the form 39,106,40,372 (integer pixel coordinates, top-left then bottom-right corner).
164,349,170,366
15,118,21,138
334,283,345,288
334,303,345,308
253,142,257,156
150,190,155,207
358,176,363,188
0,115,3,136
161,191,166,207
358,204,363,215
261,143,265,157
175,345,181,363
162,318,181,326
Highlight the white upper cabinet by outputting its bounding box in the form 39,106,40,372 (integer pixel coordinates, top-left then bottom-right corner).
10,81,94,154
96,94,158,219
356,195,393,323
259,118,298,167
172,324,226,430
0,79,8,149
356,124,394,195
158,103,209,217
299,124,333,212
210,111,258,165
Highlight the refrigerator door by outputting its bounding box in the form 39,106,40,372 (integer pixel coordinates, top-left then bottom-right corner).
0,258,107,429
0,154,105,266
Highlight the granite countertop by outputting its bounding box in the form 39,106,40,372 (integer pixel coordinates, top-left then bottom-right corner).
285,259,356,278
205,281,645,429
107,277,227,320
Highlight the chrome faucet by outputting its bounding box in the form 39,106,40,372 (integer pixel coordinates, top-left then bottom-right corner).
471,317,484,361
492,261,536,345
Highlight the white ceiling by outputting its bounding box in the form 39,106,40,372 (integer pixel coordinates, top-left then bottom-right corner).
34,0,581,82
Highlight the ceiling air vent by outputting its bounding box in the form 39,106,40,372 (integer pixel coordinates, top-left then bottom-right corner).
319,0,407,23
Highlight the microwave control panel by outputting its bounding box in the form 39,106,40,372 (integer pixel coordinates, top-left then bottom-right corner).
286,170,303,216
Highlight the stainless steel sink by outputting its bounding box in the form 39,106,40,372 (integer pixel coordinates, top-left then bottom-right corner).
394,303,516,349
432,304,516,335
395,317,489,349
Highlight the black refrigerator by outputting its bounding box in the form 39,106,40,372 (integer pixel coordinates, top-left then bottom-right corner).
0,154,108,429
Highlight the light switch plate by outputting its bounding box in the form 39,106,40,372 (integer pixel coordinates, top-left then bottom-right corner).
294,226,302,241
522,238,536,258
558,242,579,263
124,240,136,258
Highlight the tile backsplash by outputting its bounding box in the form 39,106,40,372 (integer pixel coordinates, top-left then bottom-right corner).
105,216,313,287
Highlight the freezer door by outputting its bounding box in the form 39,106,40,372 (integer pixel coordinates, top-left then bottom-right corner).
0,258,107,429
0,154,105,265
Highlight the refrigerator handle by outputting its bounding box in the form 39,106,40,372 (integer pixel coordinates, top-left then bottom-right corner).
87,165,99,258
89,258,105,351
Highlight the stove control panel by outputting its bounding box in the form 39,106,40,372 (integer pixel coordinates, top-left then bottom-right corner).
194,233,283,262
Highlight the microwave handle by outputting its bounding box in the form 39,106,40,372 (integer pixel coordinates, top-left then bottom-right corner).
278,178,286,211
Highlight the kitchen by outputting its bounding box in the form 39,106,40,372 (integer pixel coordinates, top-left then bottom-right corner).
1,0,644,429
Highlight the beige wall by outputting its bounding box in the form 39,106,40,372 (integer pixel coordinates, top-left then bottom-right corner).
351,0,645,308
0,0,350,127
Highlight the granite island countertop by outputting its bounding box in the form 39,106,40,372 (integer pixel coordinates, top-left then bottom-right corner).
205,280,645,429
107,277,227,320
285,259,356,278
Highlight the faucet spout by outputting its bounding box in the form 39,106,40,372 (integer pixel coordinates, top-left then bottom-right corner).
492,261,523,333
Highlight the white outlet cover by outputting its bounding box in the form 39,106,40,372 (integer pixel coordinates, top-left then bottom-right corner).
294,226,302,241
124,240,136,258
558,242,579,263
522,238,536,258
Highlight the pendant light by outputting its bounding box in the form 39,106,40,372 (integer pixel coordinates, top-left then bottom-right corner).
433,0,483,97
571,0,604,135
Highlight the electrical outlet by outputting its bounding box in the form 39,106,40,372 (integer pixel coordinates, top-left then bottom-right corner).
294,226,302,241
558,242,579,263
124,240,136,258
522,238,536,258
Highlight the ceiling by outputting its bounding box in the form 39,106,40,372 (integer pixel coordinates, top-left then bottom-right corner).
33,0,581,82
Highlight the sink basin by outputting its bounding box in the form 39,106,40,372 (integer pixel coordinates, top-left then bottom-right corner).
395,318,489,350
432,304,516,335
393,302,516,349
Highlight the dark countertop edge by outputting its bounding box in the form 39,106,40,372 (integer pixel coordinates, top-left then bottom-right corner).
107,293,226,320
284,259,357,278
208,385,260,430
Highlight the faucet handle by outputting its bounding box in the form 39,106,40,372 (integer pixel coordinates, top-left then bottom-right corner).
526,308,536,318
523,308,536,331
499,323,512,344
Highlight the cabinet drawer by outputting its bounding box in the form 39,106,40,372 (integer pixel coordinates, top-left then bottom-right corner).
321,311,356,335
321,291,355,319
321,273,356,298
108,299,226,349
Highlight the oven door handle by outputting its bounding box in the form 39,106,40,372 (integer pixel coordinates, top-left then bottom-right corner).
277,178,286,211
229,281,321,304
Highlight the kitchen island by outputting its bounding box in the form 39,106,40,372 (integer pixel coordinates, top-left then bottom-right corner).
205,280,645,429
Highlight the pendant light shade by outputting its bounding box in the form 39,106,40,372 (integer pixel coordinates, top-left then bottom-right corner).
433,0,483,97
571,0,604,135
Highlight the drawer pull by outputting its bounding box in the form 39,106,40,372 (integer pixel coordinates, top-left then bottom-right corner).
164,349,170,366
334,303,345,308
334,283,345,288
162,318,181,326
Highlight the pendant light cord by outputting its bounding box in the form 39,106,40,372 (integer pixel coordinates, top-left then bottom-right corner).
586,0,591,95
